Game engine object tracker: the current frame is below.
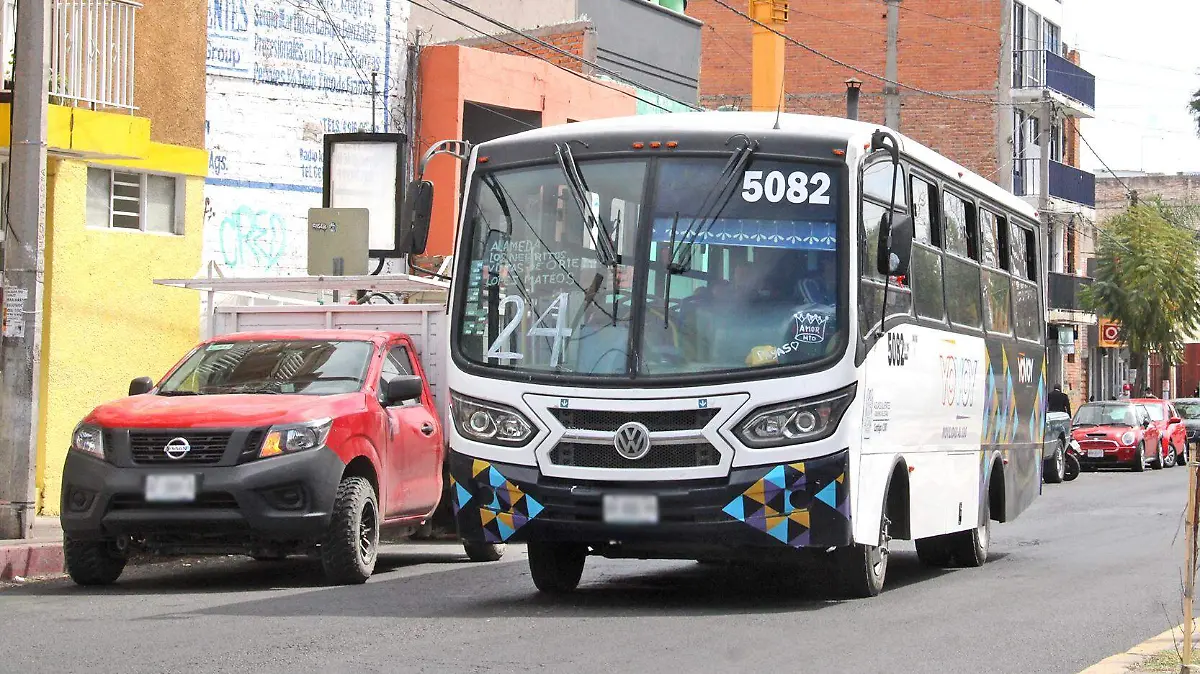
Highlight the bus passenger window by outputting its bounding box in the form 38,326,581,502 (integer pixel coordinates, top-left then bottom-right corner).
983,270,1013,335
910,176,944,321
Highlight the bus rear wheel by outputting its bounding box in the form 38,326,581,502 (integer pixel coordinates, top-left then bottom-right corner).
914,536,953,567
948,494,990,567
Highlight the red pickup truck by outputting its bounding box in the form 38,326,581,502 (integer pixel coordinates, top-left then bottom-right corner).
59,329,503,585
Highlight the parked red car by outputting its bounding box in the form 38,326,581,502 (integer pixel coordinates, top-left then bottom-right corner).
1070,401,1162,472
59,330,503,587
1130,398,1187,469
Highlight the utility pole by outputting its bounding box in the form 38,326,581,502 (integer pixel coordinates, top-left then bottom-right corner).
1037,92,1054,383
1184,446,1198,673
750,0,788,112
0,0,49,540
884,0,901,129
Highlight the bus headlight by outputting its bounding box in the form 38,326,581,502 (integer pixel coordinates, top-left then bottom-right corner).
451,392,535,447
734,386,856,449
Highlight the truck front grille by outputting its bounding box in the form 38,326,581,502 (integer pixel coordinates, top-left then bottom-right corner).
128,432,233,465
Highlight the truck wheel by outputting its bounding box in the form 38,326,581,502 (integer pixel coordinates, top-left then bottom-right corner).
64,536,126,586
321,476,379,585
463,541,505,562
1044,441,1066,484
914,536,953,567
948,494,990,567
527,542,587,594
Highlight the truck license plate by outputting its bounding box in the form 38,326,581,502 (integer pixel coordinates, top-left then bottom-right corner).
1087,449,1105,458
603,494,658,525
145,474,196,502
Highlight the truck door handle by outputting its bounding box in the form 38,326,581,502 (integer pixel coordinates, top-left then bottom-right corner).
420,423,435,436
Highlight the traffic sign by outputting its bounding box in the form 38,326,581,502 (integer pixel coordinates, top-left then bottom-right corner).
1099,318,1123,349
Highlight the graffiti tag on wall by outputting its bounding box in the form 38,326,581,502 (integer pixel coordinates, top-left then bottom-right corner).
217,205,288,270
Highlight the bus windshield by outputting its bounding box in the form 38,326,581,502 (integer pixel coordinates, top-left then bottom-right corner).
454,155,844,380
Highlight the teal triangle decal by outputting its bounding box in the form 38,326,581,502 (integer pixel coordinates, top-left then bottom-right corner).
723,498,745,521
816,482,837,508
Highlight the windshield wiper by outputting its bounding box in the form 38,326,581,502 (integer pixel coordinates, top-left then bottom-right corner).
556,142,617,268
668,135,759,274
157,390,199,397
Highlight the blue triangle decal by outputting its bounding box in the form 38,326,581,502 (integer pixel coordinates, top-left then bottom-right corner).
723,498,745,521
497,519,515,541
815,482,837,508
767,519,789,543
455,483,472,508
764,465,787,489
526,496,544,519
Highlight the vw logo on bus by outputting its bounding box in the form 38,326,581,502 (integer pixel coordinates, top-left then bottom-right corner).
164,437,191,460
613,422,651,461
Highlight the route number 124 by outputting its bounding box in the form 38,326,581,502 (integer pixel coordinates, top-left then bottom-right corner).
741,170,831,205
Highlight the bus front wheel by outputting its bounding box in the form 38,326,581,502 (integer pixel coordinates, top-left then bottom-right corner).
835,513,891,598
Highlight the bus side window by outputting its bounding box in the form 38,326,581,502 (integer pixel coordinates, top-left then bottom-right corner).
910,175,944,322
1010,223,1041,342
942,190,982,329
980,208,1013,335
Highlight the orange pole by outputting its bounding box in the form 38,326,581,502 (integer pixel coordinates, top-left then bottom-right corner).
750,0,788,112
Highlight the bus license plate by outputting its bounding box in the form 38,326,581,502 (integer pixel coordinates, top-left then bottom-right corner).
603,494,658,525
145,474,196,502
1087,449,1105,458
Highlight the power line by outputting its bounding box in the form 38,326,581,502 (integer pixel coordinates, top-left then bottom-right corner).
464,100,539,130
1077,124,1134,200
426,0,699,113
709,0,1013,108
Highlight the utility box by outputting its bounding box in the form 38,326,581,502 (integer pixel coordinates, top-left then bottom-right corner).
307,207,369,276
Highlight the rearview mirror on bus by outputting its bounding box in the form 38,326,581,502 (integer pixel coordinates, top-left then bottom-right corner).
875,212,914,278
399,180,434,255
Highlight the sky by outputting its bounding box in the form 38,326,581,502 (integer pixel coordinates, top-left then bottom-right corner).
1066,0,1200,174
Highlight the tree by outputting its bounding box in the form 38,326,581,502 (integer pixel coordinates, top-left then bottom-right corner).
1192,89,1200,135
1082,203,1200,395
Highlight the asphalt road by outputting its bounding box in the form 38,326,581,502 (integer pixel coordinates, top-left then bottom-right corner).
0,466,1192,674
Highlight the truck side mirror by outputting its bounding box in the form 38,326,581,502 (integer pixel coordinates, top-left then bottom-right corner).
129,376,154,396
399,180,434,255
876,212,914,278
384,375,424,406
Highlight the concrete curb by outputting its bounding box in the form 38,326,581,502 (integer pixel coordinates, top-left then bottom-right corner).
0,541,64,581
1078,622,1198,674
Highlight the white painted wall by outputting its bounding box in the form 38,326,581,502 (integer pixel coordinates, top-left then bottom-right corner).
204,0,410,277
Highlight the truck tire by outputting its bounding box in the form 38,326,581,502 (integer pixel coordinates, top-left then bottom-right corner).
1044,441,1065,484
527,542,587,594
463,541,505,562
64,536,126,586
321,476,379,585
948,493,990,567
914,536,953,567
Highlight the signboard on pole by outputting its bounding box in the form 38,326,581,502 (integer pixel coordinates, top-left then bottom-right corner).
1098,318,1123,349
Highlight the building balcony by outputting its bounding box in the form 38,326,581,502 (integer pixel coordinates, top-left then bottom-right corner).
0,0,139,111
1013,158,1096,209
1047,271,1095,325
1012,49,1095,119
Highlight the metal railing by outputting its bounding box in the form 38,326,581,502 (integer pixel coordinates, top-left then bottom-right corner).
0,0,140,109
1012,157,1096,208
1013,49,1096,110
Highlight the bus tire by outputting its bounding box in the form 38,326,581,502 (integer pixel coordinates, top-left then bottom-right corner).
528,542,587,594
463,541,505,562
949,490,990,568
835,500,891,598
914,536,953,567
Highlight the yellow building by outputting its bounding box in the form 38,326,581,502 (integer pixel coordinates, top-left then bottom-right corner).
0,0,208,514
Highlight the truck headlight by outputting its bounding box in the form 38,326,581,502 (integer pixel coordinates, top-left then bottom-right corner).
734,385,856,449
70,423,105,459
259,418,333,458
1121,431,1136,446
451,392,534,446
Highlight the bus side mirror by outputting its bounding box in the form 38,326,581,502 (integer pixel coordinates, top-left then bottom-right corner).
876,212,914,278
399,180,434,255
129,376,154,396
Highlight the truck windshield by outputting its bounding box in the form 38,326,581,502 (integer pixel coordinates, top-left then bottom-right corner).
455,155,844,380
157,340,373,396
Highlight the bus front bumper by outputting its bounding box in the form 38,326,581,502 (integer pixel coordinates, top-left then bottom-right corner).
447,448,852,553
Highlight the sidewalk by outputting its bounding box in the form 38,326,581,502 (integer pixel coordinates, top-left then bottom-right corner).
0,517,64,581
1080,622,1200,673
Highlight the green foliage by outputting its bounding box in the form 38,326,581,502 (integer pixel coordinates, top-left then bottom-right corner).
1082,204,1200,368
1192,88,1200,135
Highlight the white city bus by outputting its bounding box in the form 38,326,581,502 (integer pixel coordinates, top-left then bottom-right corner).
404,112,1046,597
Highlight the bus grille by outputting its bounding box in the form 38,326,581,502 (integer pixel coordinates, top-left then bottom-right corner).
549,408,717,432
549,442,720,469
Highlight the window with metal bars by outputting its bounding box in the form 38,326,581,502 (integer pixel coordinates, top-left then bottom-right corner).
86,167,181,234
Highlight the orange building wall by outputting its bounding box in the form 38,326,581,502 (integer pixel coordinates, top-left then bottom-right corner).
417,45,638,256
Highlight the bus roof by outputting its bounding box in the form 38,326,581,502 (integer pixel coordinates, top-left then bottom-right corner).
480,111,1039,222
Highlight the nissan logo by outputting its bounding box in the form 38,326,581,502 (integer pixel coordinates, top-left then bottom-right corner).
613,422,651,461
164,437,191,460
